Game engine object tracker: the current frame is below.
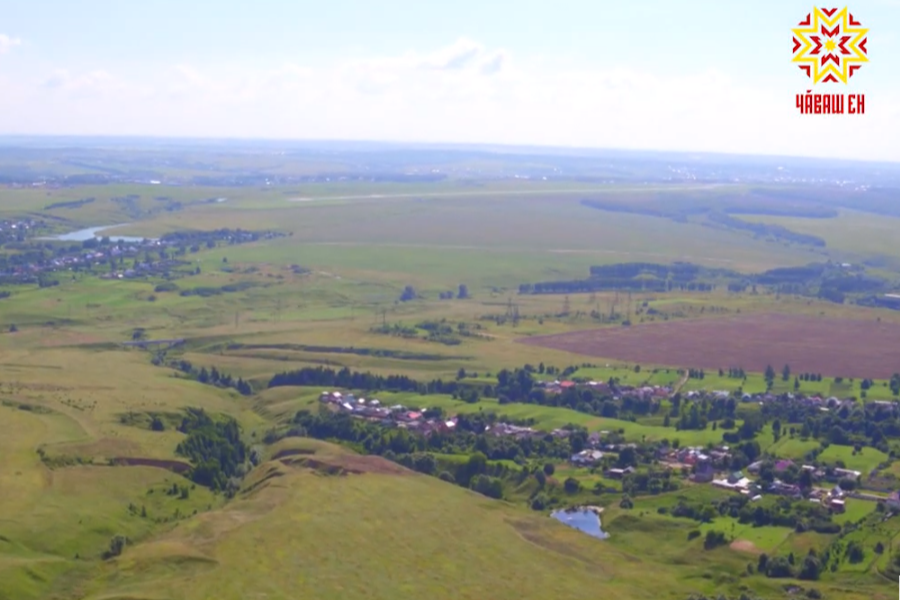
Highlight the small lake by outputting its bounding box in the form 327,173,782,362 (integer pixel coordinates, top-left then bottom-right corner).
551,508,609,540
42,225,151,243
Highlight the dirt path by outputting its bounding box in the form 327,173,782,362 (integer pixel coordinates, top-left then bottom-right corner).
672,371,690,397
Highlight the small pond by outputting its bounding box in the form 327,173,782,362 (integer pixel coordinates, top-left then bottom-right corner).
550,508,609,540
41,225,150,243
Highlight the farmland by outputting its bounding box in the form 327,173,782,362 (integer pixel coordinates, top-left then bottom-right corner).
519,313,900,379
2,144,900,600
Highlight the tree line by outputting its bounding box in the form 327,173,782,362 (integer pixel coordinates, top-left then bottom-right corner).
164,358,253,396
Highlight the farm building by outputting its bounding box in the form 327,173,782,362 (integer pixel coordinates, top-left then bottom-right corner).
570,449,604,466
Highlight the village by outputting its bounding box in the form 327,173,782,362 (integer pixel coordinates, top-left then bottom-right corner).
0,226,285,283
319,379,900,516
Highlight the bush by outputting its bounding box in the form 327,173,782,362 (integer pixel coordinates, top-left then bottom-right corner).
102,535,128,560
687,530,701,541
154,282,179,293
703,530,727,550
531,494,548,511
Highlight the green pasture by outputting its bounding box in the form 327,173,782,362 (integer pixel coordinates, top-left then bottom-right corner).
817,445,889,473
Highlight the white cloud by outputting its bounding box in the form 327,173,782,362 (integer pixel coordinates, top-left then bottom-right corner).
0,34,21,54
2,38,897,162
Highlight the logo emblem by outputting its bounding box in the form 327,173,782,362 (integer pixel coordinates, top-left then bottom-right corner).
792,7,868,84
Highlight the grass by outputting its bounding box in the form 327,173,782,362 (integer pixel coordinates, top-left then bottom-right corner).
740,209,900,266
76,451,676,600
817,445,889,473
0,403,223,600
767,436,822,461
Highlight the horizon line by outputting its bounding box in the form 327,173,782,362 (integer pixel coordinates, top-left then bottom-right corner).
0,133,898,167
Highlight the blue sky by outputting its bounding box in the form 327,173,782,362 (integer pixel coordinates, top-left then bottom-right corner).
1,0,898,160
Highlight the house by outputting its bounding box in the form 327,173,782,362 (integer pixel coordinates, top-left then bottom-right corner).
605,466,635,479
712,473,751,492
801,465,825,480
774,459,795,473
692,461,715,483
746,460,764,475
769,480,801,497
571,449,604,467
887,491,900,511
831,468,862,482
829,498,846,513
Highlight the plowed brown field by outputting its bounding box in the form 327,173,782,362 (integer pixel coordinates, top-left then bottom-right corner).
518,314,900,378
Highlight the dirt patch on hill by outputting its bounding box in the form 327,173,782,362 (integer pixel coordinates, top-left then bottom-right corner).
271,447,316,461
279,454,412,476
730,539,762,554
519,313,900,378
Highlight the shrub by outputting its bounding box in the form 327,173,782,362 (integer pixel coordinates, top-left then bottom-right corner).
563,477,581,494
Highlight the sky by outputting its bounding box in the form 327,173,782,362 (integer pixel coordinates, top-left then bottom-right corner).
1,0,899,161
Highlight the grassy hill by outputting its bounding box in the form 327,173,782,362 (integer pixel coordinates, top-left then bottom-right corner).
57,439,661,600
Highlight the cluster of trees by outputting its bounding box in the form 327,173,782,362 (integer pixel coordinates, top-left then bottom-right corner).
621,469,680,496
174,408,251,492
707,212,827,247
760,395,900,453
757,550,824,581
670,494,838,536
268,366,466,396
160,228,285,247
890,374,900,396
292,408,579,464
436,284,471,300
391,452,509,498
45,197,95,210
519,278,715,295
494,369,663,421
719,367,747,379
797,372,825,382
666,394,741,431
179,281,258,297
167,359,253,396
